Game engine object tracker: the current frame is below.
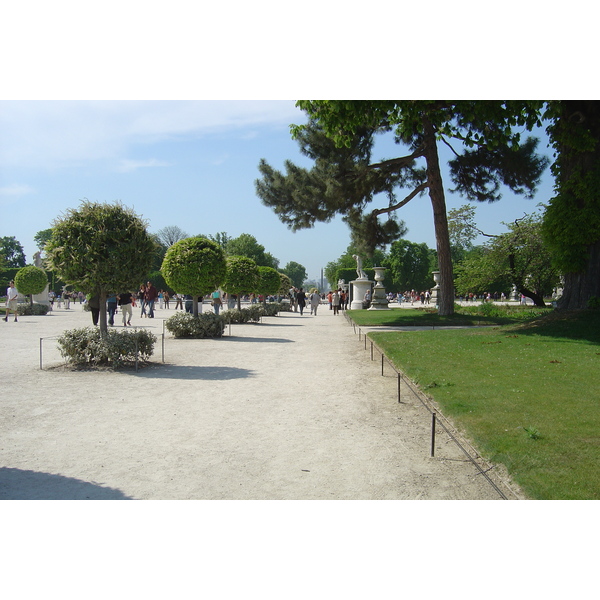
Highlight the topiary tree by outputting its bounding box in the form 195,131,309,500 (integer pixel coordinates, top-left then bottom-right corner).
222,255,260,310
256,266,282,306
278,272,292,297
14,265,48,307
45,200,156,335
161,236,226,317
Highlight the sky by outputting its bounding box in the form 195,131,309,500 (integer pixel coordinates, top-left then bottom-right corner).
0,99,557,283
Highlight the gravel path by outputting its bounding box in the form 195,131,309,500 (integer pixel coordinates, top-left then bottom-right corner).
1,302,520,500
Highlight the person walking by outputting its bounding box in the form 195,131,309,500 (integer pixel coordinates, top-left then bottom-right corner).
332,288,341,315
145,281,158,318
138,284,147,317
310,290,320,315
88,293,100,326
297,288,307,316
107,293,118,326
4,280,19,322
118,291,133,326
211,289,222,315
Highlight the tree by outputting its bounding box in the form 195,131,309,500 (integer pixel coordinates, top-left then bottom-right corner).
278,272,292,296
281,261,307,288
541,101,600,309
225,233,279,269
222,255,260,310
156,225,189,248
0,236,26,268
45,200,156,335
34,228,54,252
291,101,549,315
256,266,282,305
384,239,434,292
447,204,478,263
454,212,559,305
161,237,226,317
14,265,47,307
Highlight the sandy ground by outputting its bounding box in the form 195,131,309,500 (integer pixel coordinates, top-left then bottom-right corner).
1,301,522,500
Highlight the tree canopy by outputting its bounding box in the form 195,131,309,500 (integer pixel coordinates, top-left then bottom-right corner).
0,236,26,268
14,265,47,306
222,255,260,309
45,200,156,333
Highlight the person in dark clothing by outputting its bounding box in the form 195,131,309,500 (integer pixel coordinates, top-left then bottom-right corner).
296,288,307,316
88,294,100,326
144,281,158,318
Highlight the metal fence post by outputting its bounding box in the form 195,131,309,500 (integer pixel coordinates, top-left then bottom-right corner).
431,412,437,457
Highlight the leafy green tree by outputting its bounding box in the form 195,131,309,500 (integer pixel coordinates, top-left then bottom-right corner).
161,237,227,317
45,200,156,334
278,272,292,296
447,204,479,263
225,233,279,269
281,261,307,288
0,236,26,268
256,266,282,305
34,228,54,251
292,101,549,315
384,239,434,292
454,247,511,298
222,255,260,310
14,265,48,307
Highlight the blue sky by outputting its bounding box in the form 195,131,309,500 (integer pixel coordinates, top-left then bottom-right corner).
0,100,556,282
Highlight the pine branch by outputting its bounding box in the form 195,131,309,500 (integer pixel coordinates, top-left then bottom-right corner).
372,181,429,216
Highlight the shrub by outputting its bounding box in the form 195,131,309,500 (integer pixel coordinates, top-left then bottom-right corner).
165,311,225,338
57,327,156,368
222,302,287,323
17,303,50,316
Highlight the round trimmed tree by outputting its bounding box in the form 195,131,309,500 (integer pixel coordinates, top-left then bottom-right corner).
14,265,48,307
256,266,282,306
222,255,260,310
161,237,226,316
45,200,156,335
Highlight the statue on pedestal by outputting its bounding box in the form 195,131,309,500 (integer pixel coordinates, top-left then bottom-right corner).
352,255,368,280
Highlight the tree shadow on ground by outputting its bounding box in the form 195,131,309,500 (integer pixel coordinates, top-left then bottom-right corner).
134,365,256,380
0,467,132,500
223,336,294,343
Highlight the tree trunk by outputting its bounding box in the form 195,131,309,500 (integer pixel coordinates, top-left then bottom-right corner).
558,239,600,309
422,117,455,315
193,296,199,317
99,290,108,337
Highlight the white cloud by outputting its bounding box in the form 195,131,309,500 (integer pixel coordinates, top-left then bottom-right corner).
0,183,34,197
0,100,305,170
116,158,173,173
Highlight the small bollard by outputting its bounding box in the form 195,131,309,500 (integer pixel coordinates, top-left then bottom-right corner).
431,412,437,457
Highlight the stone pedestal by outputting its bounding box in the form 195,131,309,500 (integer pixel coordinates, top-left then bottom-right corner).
33,283,50,306
368,267,390,310
350,279,371,310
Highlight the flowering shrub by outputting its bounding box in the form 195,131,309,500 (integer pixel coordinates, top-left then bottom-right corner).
165,311,225,338
57,327,156,367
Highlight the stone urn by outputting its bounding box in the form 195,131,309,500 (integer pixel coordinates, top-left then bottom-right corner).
368,267,390,310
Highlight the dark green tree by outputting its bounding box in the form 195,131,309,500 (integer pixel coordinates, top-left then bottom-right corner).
34,228,54,251
291,101,549,315
281,261,307,288
45,200,156,334
161,237,227,317
384,239,434,292
0,236,26,268
256,266,282,305
225,233,279,269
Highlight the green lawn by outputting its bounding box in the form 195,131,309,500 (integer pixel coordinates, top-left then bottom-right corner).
359,308,600,499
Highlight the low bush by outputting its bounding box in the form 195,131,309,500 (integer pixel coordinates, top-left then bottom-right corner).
57,327,157,368
222,302,287,323
165,311,225,338
17,303,51,316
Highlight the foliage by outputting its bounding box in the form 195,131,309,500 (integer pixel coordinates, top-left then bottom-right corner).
161,236,227,316
17,302,51,316
165,311,225,338
256,266,282,298
0,236,26,268
222,303,286,324
225,233,279,269
34,228,54,251
45,200,156,334
57,327,156,368
281,260,307,288
384,239,434,292
223,256,260,307
14,265,47,305
278,272,292,295
447,204,478,263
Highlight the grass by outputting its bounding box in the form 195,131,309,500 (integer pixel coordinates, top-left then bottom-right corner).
359,308,600,499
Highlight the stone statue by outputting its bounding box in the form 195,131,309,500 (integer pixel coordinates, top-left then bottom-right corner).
33,251,42,268
352,255,368,279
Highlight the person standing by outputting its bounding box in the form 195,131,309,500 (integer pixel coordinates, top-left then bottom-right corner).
211,289,222,315
310,290,320,316
107,293,118,326
4,280,19,322
297,288,307,316
144,281,158,318
118,291,133,326
174,293,183,310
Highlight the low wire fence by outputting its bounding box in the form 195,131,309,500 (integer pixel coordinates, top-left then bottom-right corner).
343,311,511,500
